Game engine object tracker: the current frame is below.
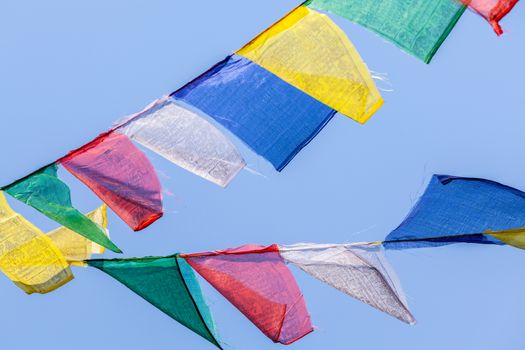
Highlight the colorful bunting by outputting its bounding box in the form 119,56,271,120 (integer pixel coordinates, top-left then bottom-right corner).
182,245,313,345
0,1,521,347
117,98,245,187
59,132,163,231
0,192,73,294
460,0,519,35
280,243,415,324
384,175,525,249
47,205,108,266
87,256,222,348
305,0,467,63
173,55,336,171
2,164,121,253
236,5,383,123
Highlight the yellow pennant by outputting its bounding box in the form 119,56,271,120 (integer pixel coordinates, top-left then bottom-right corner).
0,192,73,294
485,228,525,250
47,205,109,267
237,5,383,124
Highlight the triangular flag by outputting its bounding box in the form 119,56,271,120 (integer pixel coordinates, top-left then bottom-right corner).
2,164,120,253
280,243,416,324
60,131,163,231
183,244,313,344
87,256,222,348
384,175,525,249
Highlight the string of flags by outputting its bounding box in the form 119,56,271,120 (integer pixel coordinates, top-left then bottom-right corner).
3,173,525,347
1,1,519,253
0,0,521,348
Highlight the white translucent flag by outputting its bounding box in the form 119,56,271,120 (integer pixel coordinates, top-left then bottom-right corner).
279,243,415,324
118,98,245,187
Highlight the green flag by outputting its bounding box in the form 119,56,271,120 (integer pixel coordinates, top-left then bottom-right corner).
87,256,222,348
305,0,466,63
2,164,121,253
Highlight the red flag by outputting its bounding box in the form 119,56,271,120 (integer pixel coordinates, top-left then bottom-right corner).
183,244,313,344
460,0,519,35
60,131,163,231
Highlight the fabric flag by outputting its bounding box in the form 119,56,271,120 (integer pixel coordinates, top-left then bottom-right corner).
173,55,336,171
2,164,121,253
182,244,313,345
87,256,222,349
280,243,415,324
305,0,467,63
459,0,519,35
47,205,109,266
59,131,163,231
236,5,383,124
0,192,73,294
117,98,245,187
384,175,525,249
484,227,525,250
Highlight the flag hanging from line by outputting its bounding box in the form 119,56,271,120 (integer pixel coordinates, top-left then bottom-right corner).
60,131,163,231
182,244,313,345
0,192,73,294
237,5,383,124
117,98,246,188
280,243,416,324
2,164,121,253
459,0,519,35
304,0,467,63
173,55,336,172
384,175,525,249
87,256,222,348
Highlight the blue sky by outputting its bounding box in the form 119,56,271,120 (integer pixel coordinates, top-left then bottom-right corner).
0,1,523,349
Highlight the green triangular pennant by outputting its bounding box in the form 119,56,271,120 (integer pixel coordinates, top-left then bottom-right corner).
2,164,120,253
87,255,222,348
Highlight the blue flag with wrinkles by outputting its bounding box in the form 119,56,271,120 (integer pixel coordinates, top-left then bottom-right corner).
172,55,336,171
384,175,525,249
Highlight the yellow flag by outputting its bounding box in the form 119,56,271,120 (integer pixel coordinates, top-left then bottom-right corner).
485,228,525,250
47,205,109,267
0,192,73,294
237,5,383,124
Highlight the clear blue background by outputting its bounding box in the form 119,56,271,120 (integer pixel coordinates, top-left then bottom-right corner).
0,1,523,349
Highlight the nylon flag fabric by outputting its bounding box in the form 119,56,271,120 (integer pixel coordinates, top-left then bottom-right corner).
305,0,467,63
236,5,383,124
459,0,519,35
87,256,222,348
173,55,336,171
117,98,245,187
183,245,313,345
2,164,121,253
60,132,163,231
280,243,415,324
0,192,73,294
47,205,108,266
384,175,525,249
